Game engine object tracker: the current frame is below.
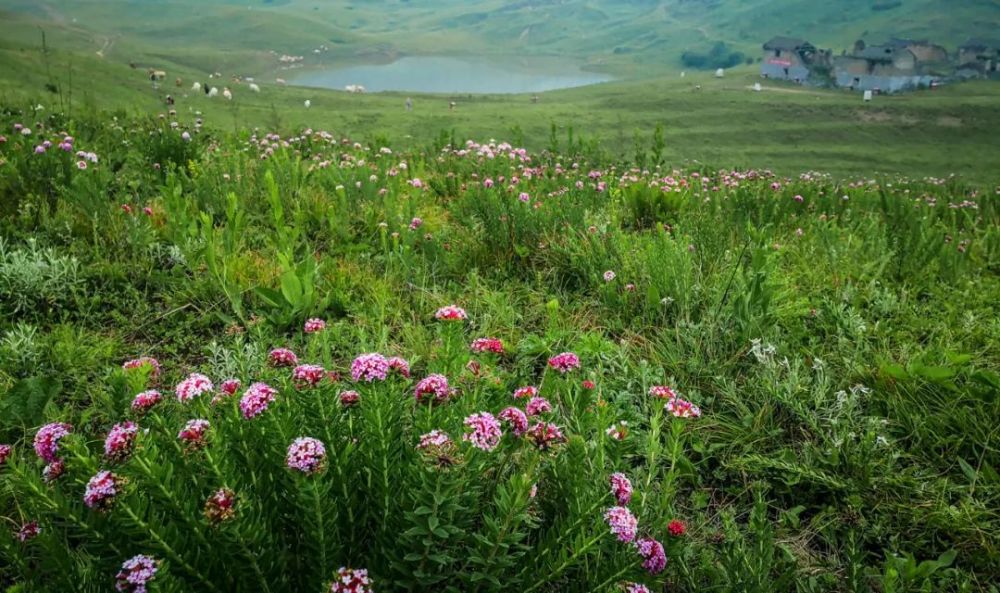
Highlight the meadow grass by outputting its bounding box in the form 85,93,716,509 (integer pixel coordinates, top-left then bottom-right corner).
0,103,998,591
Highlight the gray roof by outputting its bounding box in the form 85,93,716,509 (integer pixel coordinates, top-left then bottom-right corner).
857,45,899,62
763,36,814,51
961,38,998,50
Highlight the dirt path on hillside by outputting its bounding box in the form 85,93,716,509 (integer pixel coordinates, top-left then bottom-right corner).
39,1,117,58
747,85,827,97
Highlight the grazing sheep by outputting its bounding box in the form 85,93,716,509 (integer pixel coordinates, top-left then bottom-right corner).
208,87,219,98
276,78,287,85
192,82,202,92
223,88,233,101
249,83,260,93
245,77,255,83
304,99,311,108
715,68,725,78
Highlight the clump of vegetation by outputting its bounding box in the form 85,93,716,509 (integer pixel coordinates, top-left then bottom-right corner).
0,108,998,592
680,42,746,70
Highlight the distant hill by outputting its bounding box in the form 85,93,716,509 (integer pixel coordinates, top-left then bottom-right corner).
1,0,998,74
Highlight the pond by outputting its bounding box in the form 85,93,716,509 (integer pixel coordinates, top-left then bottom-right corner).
290,56,612,94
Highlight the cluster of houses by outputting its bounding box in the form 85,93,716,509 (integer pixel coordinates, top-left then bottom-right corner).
761,36,998,93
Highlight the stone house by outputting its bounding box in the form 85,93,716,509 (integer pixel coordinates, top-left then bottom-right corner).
833,41,940,93
760,37,818,82
958,39,999,77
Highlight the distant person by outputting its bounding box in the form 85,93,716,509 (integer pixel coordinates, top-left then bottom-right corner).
531,95,539,104
405,97,413,111
203,83,210,95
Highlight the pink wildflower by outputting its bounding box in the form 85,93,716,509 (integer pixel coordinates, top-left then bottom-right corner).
175,373,213,403
286,437,326,474
269,348,299,367
0,444,11,465
418,430,452,450
648,385,677,399
624,583,651,593
178,419,210,449
351,353,389,382
525,396,552,416
498,407,529,436
304,318,327,333
603,270,616,282
582,379,596,390
470,337,504,354
293,364,326,388
329,567,373,593
84,470,121,510
665,397,701,418
130,390,162,414
42,459,65,483
122,357,161,378
220,379,241,396
435,304,467,321
463,412,503,452
636,537,667,575
513,385,538,399
387,356,411,378
667,519,687,537
609,472,632,505
115,554,159,593
414,374,452,404
518,192,530,202
240,382,278,419
526,422,566,450
34,422,72,463
409,217,423,230
104,421,139,462
339,390,360,407
604,506,638,543
17,521,41,542
547,352,580,374
204,488,236,524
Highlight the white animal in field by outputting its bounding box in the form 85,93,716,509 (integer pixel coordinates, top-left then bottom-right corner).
245,77,255,83
715,68,725,78
304,99,311,108
681,71,686,78
192,82,201,92
208,87,219,98
753,82,762,92
345,84,366,94
276,78,287,85
223,87,233,101
249,83,260,93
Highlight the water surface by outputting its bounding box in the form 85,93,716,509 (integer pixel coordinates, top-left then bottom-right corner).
291,56,612,94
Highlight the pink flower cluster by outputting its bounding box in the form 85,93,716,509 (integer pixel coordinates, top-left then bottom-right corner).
204,488,237,524
115,554,158,593
512,385,538,399
42,459,65,483
340,390,360,407
240,383,278,419
104,421,139,462
636,537,667,575
463,412,502,452
526,422,565,450
434,305,467,321
304,318,327,333
329,567,372,593
0,444,11,465
131,390,162,414
17,521,41,542
498,407,529,436
470,337,503,354
388,356,410,378
604,506,638,543
525,396,552,416
648,385,677,399
178,419,210,449
414,374,452,404
175,373,213,403
293,364,326,387
220,379,242,396
122,357,161,378
609,472,632,505
84,470,121,510
624,584,650,593
352,353,389,382
269,348,299,367
286,437,326,474
34,422,72,463
665,397,701,418
547,352,580,374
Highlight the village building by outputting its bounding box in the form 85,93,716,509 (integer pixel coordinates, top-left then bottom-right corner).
833,40,940,93
760,37,821,82
957,39,999,78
